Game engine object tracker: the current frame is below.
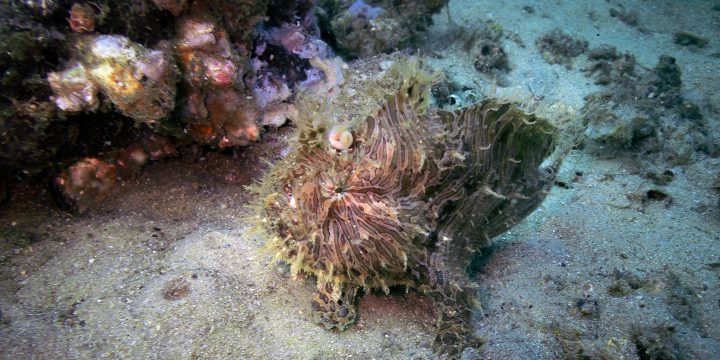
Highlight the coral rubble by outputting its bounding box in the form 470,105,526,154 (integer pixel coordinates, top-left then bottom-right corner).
464,24,510,75
36,0,350,211
581,50,713,162
584,44,636,86
318,0,448,58
174,12,259,147
48,34,178,126
473,38,509,74
536,29,588,69
51,134,176,213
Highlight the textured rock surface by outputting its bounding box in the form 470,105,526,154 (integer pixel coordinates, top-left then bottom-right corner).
48,35,178,126
318,0,448,58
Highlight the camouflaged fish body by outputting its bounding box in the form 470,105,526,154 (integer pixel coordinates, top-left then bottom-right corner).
252,58,566,357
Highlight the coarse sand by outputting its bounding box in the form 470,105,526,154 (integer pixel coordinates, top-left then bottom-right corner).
1,0,719,358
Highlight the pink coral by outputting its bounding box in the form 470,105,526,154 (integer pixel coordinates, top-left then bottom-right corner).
203,55,238,87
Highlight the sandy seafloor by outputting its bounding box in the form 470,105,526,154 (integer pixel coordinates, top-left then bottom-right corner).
1,0,719,359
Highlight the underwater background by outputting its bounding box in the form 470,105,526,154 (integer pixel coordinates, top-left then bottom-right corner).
1,0,719,358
